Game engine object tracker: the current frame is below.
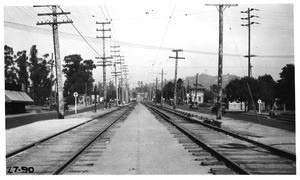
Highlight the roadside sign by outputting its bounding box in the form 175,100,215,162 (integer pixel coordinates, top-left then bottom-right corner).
73,92,78,97
74,92,78,114
258,99,262,114
258,99,262,104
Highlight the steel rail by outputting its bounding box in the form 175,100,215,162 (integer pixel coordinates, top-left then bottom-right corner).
157,104,296,162
6,106,125,158
52,105,134,174
145,104,250,175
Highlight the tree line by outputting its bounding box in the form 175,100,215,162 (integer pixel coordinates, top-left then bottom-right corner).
225,64,295,111
4,45,99,106
133,64,295,111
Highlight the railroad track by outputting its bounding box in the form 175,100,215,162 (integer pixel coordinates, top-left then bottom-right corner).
145,103,296,175
6,104,135,175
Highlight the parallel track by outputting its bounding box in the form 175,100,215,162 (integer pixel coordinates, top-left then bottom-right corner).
145,103,296,175
6,104,135,175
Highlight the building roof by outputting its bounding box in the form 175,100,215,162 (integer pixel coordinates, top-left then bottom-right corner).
5,90,34,104
190,85,205,90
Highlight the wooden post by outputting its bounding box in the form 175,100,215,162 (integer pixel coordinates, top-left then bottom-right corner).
205,4,237,119
35,5,73,119
169,49,185,109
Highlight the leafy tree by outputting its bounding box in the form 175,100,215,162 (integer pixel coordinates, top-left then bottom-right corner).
275,64,295,110
177,78,186,103
163,81,174,100
107,80,116,101
155,89,161,103
63,54,96,98
258,74,276,110
29,45,51,105
4,45,17,84
204,90,214,103
225,77,260,111
15,50,29,92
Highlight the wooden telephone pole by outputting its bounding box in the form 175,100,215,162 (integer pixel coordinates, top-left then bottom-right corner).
110,45,121,106
154,77,160,105
35,5,72,119
206,4,237,119
159,69,167,106
122,65,129,104
169,49,185,109
96,21,112,108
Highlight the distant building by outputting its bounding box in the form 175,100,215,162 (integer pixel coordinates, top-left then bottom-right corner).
228,101,246,111
5,83,34,114
187,84,205,104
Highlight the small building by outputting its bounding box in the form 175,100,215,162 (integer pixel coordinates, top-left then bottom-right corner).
187,85,205,104
228,101,246,111
5,83,34,114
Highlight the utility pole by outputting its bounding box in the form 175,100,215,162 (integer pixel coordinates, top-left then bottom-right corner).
84,83,87,106
169,49,185,109
94,85,97,112
122,65,129,104
241,8,260,78
110,45,121,106
35,5,72,119
96,21,112,109
154,77,160,105
118,56,125,105
152,82,155,103
206,3,237,120
159,69,167,106
194,73,202,104
48,53,54,110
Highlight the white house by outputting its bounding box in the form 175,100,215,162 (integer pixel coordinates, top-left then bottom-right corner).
187,85,205,104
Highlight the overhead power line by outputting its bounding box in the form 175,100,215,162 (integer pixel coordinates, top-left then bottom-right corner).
57,6,102,58
4,20,294,59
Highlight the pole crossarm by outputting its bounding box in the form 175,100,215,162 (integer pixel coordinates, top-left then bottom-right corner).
205,4,237,120
34,5,72,119
169,56,185,59
96,28,111,31
96,21,111,108
169,49,185,109
206,4,238,6
36,20,73,25
33,5,56,7
96,36,111,38
241,7,260,78
95,56,113,59
96,21,111,25
37,12,71,16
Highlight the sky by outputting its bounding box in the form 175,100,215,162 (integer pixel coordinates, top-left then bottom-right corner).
1,0,297,89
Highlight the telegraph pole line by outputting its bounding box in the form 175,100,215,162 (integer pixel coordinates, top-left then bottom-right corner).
96,21,112,108
35,5,72,119
158,69,167,106
111,65,121,105
241,8,260,78
169,49,185,109
154,77,160,105
122,65,129,104
206,3,237,120
118,56,125,104
110,45,121,106
152,82,155,103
